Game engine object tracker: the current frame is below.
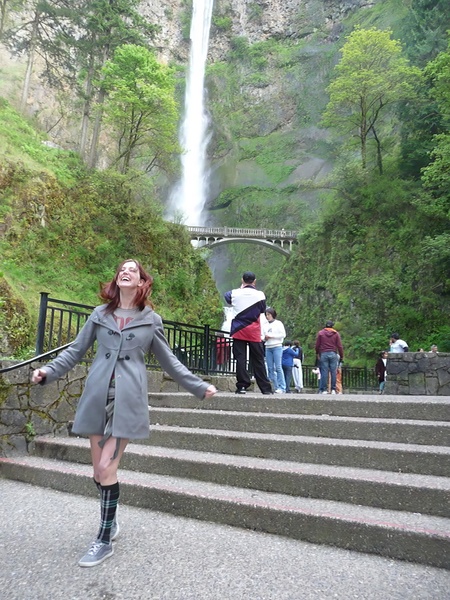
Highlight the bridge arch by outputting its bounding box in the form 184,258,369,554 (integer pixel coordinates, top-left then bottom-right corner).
205,237,291,256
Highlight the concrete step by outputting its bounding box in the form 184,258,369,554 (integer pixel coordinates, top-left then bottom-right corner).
148,392,450,421
1,453,449,569
33,436,450,518
142,424,450,477
149,407,450,446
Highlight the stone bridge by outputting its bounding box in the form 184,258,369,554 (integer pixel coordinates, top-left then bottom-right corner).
187,226,298,256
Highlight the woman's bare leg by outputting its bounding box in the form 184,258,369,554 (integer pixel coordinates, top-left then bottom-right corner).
89,435,129,485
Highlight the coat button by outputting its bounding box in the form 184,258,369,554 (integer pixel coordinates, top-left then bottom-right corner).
125,355,130,360
105,353,111,358
108,330,114,335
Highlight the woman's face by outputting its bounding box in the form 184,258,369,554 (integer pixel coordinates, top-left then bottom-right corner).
116,261,142,290
266,312,274,322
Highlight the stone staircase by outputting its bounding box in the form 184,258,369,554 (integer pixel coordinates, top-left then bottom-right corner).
1,391,450,569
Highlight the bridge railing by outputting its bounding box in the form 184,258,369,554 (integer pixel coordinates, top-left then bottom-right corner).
33,294,377,390
187,226,297,239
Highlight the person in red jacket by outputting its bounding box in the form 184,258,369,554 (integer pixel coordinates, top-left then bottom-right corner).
315,320,344,394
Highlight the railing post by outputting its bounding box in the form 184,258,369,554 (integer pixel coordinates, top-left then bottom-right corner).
35,292,49,355
364,366,368,391
203,324,210,375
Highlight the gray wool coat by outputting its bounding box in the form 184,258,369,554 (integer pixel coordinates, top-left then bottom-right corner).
41,305,210,439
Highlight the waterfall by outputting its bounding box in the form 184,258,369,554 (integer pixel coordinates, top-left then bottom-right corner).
169,0,214,226
222,306,234,332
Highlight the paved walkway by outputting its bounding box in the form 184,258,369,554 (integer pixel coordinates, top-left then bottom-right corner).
1,480,449,600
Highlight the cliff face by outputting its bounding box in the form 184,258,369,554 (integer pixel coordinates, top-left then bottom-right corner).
142,0,377,61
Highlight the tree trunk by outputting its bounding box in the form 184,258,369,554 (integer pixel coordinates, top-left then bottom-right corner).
87,41,110,169
20,10,40,112
79,59,95,159
359,103,368,170
0,0,7,36
87,87,106,169
370,125,383,175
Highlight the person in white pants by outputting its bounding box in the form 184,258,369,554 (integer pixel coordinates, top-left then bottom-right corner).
292,340,304,392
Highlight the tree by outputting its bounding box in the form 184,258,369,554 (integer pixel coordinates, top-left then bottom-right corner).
73,0,158,168
2,1,74,111
419,37,450,218
0,0,25,36
2,0,159,166
101,44,179,175
413,37,450,289
322,27,422,174
398,0,450,178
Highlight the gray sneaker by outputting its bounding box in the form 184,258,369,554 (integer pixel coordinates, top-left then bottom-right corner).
111,508,120,541
78,540,114,568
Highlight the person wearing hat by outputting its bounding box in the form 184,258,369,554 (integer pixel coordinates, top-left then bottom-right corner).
389,333,409,352
314,320,344,394
224,272,273,395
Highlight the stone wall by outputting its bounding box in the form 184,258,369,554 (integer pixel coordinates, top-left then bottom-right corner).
385,352,450,396
0,362,236,457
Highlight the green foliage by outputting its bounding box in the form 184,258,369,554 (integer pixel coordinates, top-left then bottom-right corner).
322,27,422,172
238,132,298,184
212,15,232,32
24,420,36,441
0,99,85,185
264,166,450,365
180,0,192,41
400,0,450,66
101,44,179,175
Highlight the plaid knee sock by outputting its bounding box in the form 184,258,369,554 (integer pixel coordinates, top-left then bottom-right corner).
97,482,120,544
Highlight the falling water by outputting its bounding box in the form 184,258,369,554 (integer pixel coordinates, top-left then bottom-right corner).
169,0,214,226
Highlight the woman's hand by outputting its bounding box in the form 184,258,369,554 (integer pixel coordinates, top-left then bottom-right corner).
203,384,217,398
31,368,47,384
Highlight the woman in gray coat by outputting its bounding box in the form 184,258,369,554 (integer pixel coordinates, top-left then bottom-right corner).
32,259,217,568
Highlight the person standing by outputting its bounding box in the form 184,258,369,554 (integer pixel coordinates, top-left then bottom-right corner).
32,259,217,567
224,272,272,395
282,340,299,393
375,350,388,394
389,333,409,352
291,339,304,392
328,358,344,394
315,320,344,394
263,307,286,393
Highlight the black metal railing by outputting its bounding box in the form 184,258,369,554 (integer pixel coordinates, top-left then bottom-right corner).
34,293,234,376
1,293,378,390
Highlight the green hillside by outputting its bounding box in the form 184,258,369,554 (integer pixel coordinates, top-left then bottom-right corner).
0,100,223,356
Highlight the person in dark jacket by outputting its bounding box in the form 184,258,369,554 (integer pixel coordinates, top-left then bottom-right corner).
315,320,344,394
32,259,217,568
375,350,388,393
282,340,299,393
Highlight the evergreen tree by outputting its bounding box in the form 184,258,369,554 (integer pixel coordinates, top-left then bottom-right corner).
2,0,159,166
398,0,450,178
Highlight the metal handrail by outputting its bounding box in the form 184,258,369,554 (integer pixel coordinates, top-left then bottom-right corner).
0,343,72,373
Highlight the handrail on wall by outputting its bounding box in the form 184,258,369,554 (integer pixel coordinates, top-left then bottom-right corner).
0,343,72,374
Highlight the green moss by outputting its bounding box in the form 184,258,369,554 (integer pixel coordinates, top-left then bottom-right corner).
0,376,11,406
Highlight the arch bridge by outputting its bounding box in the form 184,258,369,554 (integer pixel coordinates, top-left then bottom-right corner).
187,226,297,256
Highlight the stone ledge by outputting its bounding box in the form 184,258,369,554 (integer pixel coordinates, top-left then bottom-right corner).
385,352,450,396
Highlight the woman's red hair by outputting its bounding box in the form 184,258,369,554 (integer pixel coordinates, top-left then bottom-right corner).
100,259,154,314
